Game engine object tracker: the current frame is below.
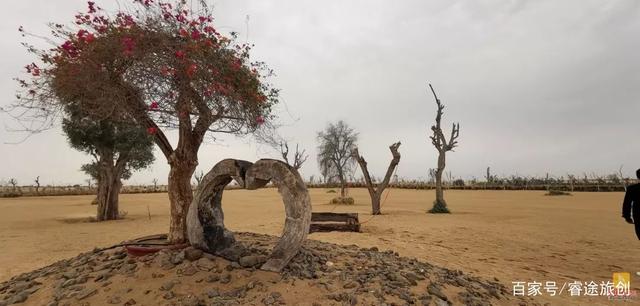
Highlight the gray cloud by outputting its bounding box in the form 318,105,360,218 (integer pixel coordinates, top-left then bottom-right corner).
1,0,639,185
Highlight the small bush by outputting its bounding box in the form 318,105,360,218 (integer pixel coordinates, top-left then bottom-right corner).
428,200,450,214
0,192,22,198
326,189,337,193
545,190,572,196
330,196,354,205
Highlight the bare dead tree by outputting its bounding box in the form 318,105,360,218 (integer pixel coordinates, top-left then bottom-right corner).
428,168,436,184
279,142,308,170
567,174,576,192
317,120,358,197
618,165,628,191
8,178,18,192
353,142,401,215
193,170,205,186
152,178,159,191
427,83,460,213
34,176,40,194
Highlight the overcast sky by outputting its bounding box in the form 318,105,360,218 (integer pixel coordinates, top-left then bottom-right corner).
1,0,639,186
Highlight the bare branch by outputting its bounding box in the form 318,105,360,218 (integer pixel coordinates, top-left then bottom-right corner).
352,142,401,214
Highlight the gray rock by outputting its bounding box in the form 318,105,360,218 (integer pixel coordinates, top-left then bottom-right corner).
343,281,358,289
180,295,203,306
184,248,204,261
106,295,122,304
179,263,199,276
61,279,76,288
171,251,185,265
62,271,79,280
7,292,29,305
108,252,127,261
163,291,175,300
427,284,448,302
223,287,247,299
433,297,449,306
9,281,31,293
206,275,220,283
207,289,220,298
220,274,231,284
160,280,179,291
94,271,112,282
76,287,97,300
194,258,216,271
239,255,267,268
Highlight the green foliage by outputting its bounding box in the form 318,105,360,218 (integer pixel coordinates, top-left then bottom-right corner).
545,190,572,196
452,179,465,187
0,192,22,198
317,120,358,183
428,200,451,214
62,110,155,180
330,196,355,205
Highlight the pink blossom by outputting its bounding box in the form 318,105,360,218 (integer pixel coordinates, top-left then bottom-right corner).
191,29,201,40
186,64,197,77
121,37,136,56
87,1,96,13
84,33,95,43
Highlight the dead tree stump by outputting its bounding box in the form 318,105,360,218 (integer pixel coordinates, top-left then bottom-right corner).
186,158,311,272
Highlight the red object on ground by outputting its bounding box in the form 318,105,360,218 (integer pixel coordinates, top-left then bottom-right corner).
124,234,188,256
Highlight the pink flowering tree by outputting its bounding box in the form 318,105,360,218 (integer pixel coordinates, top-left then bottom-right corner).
10,0,279,243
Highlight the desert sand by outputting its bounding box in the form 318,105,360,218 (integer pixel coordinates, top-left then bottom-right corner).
0,188,638,305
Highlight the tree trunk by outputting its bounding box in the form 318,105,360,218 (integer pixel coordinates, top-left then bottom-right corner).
429,150,450,213
371,193,381,215
167,153,197,244
352,142,401,215
435,152,445,204
338,170,347,197
96,162,121,221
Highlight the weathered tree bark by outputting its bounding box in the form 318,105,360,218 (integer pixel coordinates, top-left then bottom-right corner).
246,159,312,272
353,142,401,215
96,175,122,221
338,170,347,197
187,159,251,252
187,158,311,272
434,152,446,208
95,153,123,221
167,152,198,244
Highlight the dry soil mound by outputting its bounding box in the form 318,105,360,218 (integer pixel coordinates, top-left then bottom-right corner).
0,232,534,306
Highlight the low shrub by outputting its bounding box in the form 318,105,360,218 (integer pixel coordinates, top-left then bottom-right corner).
0,192,22,198
330,196,354,205
545,190,572,196
428,199,450,213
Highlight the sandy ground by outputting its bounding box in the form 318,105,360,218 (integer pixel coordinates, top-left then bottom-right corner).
0,188,638,305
